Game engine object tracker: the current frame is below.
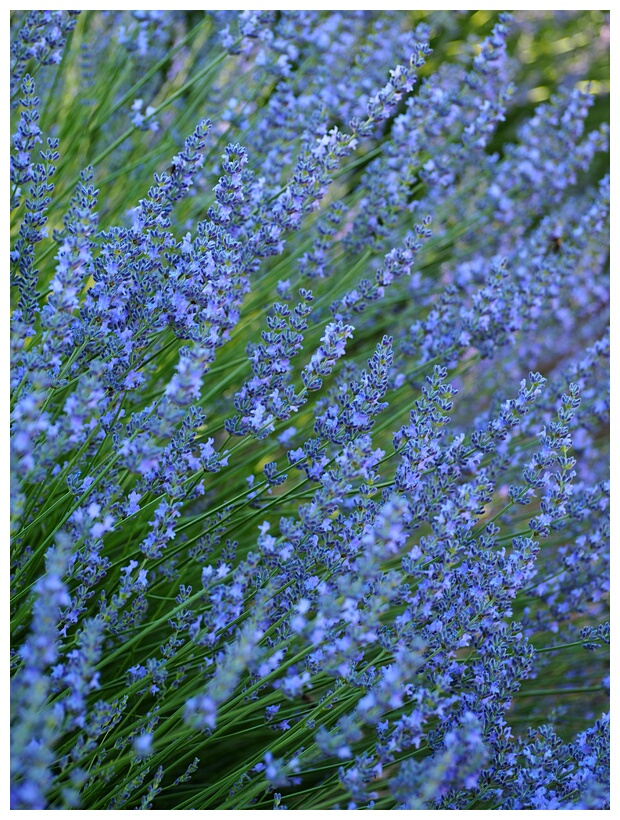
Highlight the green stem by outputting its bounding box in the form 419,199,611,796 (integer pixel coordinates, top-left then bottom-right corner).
514,685,606,697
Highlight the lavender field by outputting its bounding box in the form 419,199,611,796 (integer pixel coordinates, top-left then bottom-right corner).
10,10,609,810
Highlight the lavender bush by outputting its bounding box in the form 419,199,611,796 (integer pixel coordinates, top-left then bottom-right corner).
10,10,609,811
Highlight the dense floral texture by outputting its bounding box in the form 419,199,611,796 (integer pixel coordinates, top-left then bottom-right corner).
10,10,609,810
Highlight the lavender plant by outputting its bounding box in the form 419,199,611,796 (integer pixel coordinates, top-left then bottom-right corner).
10,10,609,811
